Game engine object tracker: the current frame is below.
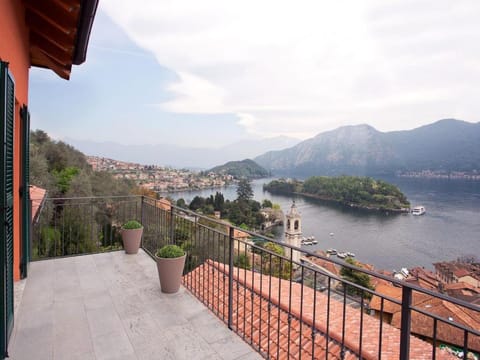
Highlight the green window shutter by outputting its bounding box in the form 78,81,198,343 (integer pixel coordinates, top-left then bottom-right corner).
20,106,30,278
0,61,15,358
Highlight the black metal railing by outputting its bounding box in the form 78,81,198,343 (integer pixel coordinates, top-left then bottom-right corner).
31,196,142,259
32,195,480,359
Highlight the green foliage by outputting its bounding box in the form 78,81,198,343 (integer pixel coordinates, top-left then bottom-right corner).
30,129,136,197
340,257,374,299
263,179,301,194
234,253,251,270
189,196,206,211
52,166,80,193
236,179,254,201
156,244,185,258
187,190,265,230
208,159,269,179
122,220,142,229
261,242,292,280
261,199,273,208
212,192,225,211
176,198,187,208
265,176,410,211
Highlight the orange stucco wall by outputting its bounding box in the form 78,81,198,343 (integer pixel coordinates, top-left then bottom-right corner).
0,1,30,281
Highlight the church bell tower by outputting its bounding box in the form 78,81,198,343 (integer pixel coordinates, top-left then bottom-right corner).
285,201,302,264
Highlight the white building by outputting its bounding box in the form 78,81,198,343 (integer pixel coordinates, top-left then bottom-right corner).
284,201,302,265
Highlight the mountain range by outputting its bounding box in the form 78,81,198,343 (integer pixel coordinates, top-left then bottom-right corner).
254,119,480,177
65,136,300,169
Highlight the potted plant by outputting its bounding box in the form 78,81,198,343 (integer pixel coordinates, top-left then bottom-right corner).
121,220,143,254
155,244,186,293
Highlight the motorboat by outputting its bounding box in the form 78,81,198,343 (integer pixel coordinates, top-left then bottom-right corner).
346,252,355,258
337,252,347,259
326,248,337,255
412,206,426,216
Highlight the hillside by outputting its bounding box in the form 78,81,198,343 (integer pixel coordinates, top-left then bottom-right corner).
30,130,135,197
255,119,480,176
207,159,269,179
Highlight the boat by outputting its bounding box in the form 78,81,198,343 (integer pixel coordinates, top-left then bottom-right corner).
326,248,337,255
311,240,318,244
412,206,426,216
337,252,347,259
346,252,355,258
303,241,313,245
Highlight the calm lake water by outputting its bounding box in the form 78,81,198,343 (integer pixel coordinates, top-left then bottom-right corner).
168,177,480,271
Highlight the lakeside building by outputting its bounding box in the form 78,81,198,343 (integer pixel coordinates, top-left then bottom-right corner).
434,261,480,287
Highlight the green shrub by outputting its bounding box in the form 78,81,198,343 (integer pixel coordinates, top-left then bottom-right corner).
156,244,185,258
122,220,142,229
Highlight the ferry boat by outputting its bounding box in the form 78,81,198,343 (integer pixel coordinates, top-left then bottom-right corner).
412,206,426,216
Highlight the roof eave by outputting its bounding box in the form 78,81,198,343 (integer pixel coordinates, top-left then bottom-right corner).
72,0,99,65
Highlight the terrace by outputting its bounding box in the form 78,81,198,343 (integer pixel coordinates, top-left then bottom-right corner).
11,195,480,359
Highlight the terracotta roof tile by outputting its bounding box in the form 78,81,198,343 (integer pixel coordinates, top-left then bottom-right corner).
30,185,46,221
185,261,458,359
373,284,480,352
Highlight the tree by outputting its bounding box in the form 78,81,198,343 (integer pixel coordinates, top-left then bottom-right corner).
234,253,251,270
262,199,273,208
189,196,206,211
213,192,225,211
176,198,187,209
340,257,374,299
236,179,254,201
261,242,292,280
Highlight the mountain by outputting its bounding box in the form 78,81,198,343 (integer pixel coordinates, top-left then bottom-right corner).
255,119,480,177
64,136,300,169
207,159,269,179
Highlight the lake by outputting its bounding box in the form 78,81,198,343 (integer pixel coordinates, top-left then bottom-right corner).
167,177,480,271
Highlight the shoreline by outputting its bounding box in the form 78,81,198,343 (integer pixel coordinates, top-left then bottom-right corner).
296,192,410,213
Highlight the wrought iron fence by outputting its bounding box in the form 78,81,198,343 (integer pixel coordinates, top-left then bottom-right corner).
31,196,142,259
32,195,480,359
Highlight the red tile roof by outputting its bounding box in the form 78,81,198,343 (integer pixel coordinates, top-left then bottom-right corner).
371,284,480,352
30,185,46,221
185,261,457,359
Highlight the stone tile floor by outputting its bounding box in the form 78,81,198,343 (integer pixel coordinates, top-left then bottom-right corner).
9,250,262,360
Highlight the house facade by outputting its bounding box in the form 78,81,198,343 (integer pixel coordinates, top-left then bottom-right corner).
0,1,98,356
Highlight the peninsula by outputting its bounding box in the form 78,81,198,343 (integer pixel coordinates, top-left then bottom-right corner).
263,176,410,212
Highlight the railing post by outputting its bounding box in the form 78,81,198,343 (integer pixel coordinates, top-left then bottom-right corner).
140,196,145,226
140,196,145,249
399,286,412,360
228,226,234,330
169,205,175,245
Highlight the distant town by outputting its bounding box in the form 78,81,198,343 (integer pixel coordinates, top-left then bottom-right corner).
397,170,480,180
87,156,234,192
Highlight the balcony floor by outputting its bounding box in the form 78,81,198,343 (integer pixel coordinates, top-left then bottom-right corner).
9,250,261,360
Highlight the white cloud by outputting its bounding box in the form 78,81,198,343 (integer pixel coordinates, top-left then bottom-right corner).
101,0,480,139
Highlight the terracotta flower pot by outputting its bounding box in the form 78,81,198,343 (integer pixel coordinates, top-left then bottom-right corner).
121,227,143,254
155,254,186,293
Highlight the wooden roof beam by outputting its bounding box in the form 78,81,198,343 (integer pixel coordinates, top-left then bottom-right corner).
30,32,72,66
30,46,71,80
24,0,79,34
25,10,76,47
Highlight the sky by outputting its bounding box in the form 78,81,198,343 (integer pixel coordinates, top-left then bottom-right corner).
30,0,480,148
